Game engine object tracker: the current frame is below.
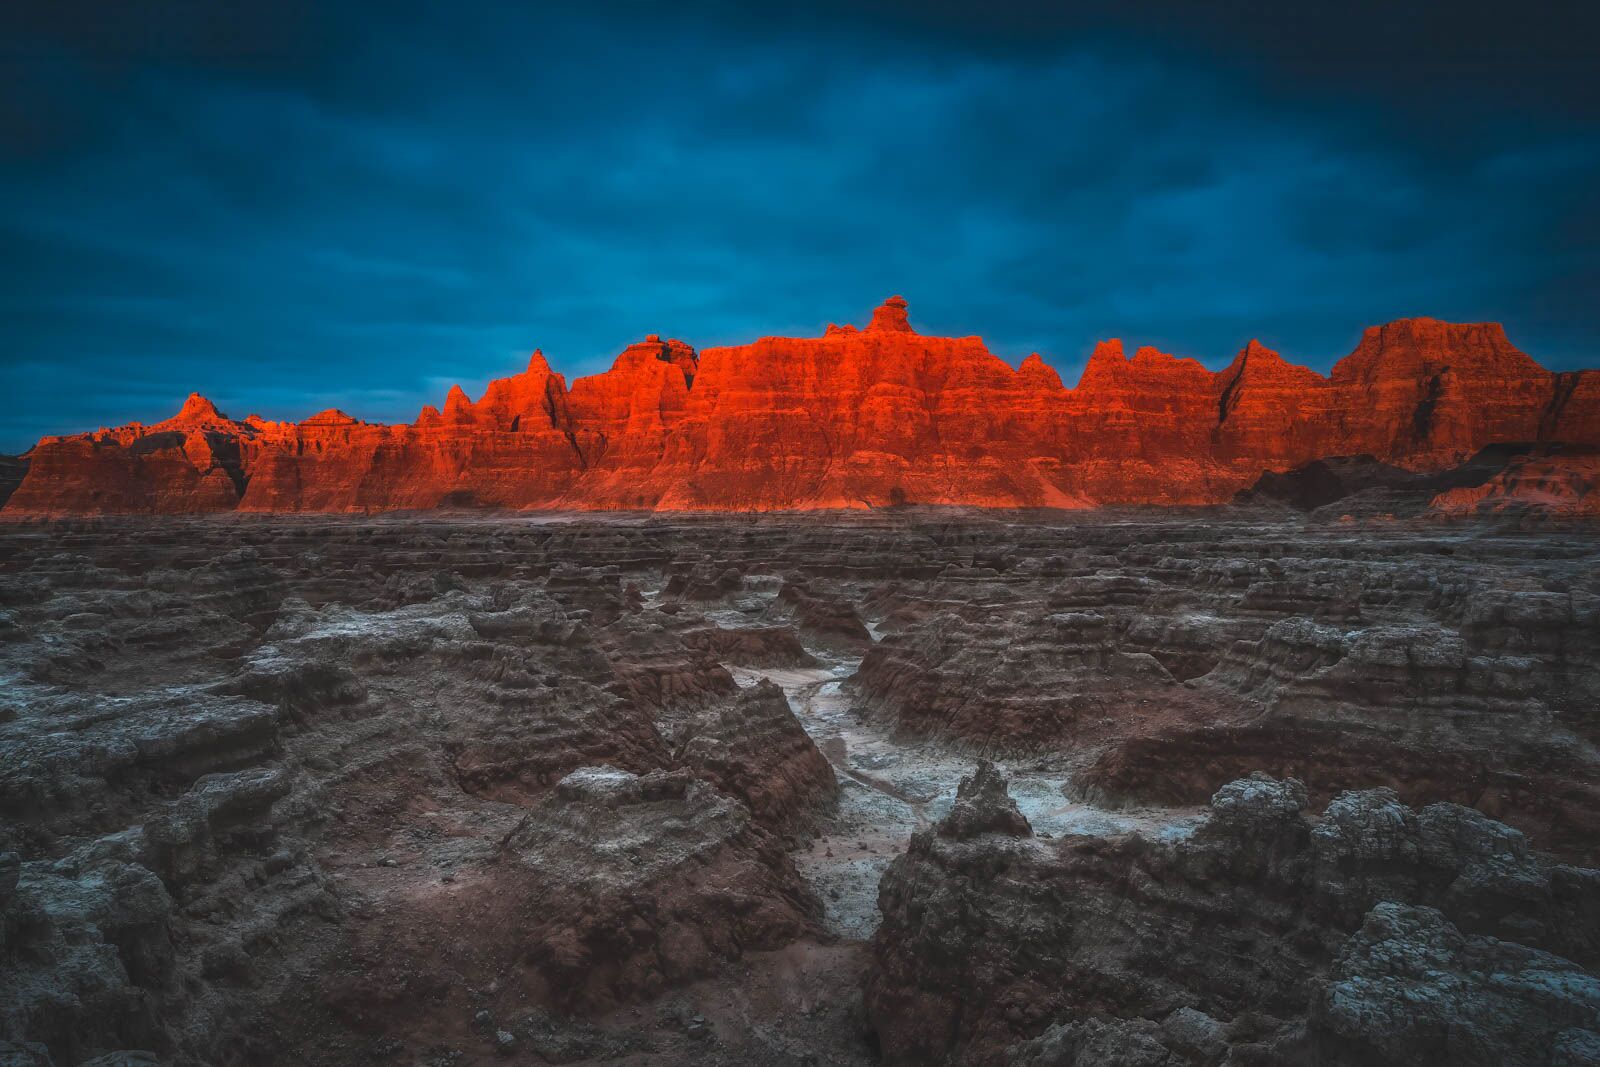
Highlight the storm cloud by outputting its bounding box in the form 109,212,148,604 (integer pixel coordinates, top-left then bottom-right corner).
2,0,1596,450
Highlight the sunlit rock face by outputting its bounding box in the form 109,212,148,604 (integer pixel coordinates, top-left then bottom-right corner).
6,298,1600,515
1431,451,1600,516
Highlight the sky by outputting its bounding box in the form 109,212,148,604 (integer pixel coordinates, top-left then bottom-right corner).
2,0,1598,451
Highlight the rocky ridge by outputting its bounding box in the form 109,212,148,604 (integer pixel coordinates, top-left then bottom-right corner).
6,300,1600,515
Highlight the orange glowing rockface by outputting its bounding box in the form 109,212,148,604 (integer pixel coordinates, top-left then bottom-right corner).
6,298,1600,514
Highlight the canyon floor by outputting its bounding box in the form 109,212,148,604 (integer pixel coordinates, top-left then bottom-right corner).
2,508,1597,1066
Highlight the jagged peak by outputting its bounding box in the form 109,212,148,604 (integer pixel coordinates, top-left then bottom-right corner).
1131,345,1205,372
1088,338,1126,363
1240,339,1280,362
1073,339,1128,389
443,384,474,420
1018,352,1065,390
867,295,914,334
302,408,358,427
615,337,664,363
1221,340,1286,377
242,413,292,433
938,760,1032,840
176,392,223,420
661,338,698,382
1076,339,1214,390
144,391,241,434
479,352,559,411
601,336,699,387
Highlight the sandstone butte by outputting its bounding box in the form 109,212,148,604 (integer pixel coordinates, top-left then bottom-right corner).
5,296,1600,515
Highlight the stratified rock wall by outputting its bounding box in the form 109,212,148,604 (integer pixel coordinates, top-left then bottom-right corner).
8,299,1600,515
865,769,1600,1067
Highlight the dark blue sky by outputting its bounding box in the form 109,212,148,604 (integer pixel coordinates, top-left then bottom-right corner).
3,1,1597,451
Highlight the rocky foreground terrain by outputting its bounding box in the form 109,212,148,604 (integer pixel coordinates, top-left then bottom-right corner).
1,509,1597,1065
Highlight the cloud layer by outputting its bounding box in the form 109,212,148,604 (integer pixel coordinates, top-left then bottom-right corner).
2,1,1596,450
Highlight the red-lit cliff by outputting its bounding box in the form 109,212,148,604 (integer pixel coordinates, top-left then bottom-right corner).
6,297,1599,515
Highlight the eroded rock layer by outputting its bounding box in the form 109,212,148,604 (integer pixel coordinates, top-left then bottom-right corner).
1,512,1596,1066
866,768,1600,1066
7,301,1600,514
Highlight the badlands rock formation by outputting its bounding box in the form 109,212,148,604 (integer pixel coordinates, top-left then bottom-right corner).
0,511,1595,1065
6,300,1600,514
1432,450,1600,516
867,768,1599,1066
